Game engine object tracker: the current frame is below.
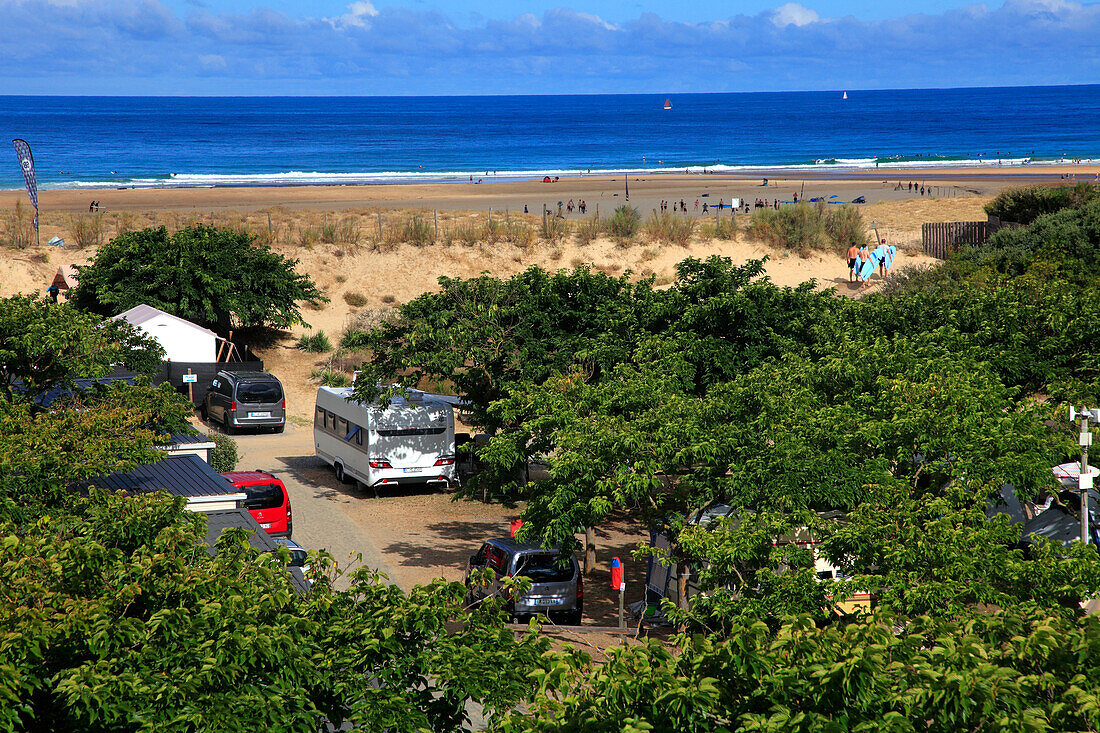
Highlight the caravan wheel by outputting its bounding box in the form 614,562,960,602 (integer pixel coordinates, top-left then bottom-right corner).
334,463,351,484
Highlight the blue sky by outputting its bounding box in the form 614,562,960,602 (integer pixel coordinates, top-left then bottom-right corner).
1,0,1098,95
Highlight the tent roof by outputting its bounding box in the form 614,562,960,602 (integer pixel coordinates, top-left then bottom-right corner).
111,304,218,340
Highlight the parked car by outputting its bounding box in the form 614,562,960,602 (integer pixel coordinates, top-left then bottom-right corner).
203,370,285,435
464,537,582,625
220,470,292,538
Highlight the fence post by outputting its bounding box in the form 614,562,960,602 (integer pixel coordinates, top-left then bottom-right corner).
377,212,383,241
434,209,438,239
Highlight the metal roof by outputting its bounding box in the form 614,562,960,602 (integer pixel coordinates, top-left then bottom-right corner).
165,432,216,448
112,304,218,338
202,509,310,595
85,454,236,498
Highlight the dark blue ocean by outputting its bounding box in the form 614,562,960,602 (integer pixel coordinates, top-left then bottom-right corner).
2,86,1098,189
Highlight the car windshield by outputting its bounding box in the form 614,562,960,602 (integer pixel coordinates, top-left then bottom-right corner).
516,554,574,583
242,483,283,510
238,381,282,404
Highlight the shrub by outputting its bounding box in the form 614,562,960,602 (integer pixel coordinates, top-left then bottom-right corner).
71,213,104,249
985,182,1100,225
297,224,320,247
701,215,739,240
2,202,34,249
320,222,338,244
337,215,361,244
540,215,570,244
504,220,535,247
113,211,136,237
402,215,435,246
343,292,368,307
644,210,695,246
296,330,332,353
310,368,352,387
748,203,830,256
207,432,238,472
575,216,603,245
453,221,483,246
825,205,867,254
607,205,641,241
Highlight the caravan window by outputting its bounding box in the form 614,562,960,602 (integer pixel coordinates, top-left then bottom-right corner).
354,425,363,446
315,406,325,426
376,427,446,437
338,418,349,435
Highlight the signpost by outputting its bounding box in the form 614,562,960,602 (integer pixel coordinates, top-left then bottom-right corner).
1070,407,1100,543
611,557,625,628
183,370,197,403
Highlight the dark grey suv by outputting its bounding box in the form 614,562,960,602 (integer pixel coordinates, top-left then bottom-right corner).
202,370,285,434
464,537,583,625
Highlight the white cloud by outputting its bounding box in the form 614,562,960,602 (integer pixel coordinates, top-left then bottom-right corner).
770,2,820,27
327,1,378,29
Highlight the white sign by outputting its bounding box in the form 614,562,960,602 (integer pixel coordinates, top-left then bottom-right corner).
182,374,198,384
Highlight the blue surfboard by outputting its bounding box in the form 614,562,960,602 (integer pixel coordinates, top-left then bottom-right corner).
858,251,879,281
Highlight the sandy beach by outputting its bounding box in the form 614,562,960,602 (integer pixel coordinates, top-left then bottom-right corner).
2,164,1097,216
3,165,1086,422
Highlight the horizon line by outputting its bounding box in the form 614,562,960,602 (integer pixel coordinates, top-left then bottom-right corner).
0,82,1096,99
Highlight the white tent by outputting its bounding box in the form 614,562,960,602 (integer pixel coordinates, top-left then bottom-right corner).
112,304,218,362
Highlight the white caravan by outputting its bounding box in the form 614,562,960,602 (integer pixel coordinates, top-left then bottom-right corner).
314,386,457,492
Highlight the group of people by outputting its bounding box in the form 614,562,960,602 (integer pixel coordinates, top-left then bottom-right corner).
88,200,102,212
565,199,587,214
846,239,898,289
660,199,687,213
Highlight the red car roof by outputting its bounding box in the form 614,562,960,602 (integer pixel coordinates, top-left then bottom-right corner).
220,470,281,486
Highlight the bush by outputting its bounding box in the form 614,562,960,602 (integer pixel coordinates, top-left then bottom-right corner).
644,210,695,246
311,368,352,387
296,330,332,353
71,213,104,249
575,216,603,245
337,215,361,244
344,292,368,307
607,205,641,241
540,215,570,245
985,182,1100,225
207,432,238,472
749,204,828,256
701,215,739,240
402,215,435,246
825,205,867,253
1,202,34,249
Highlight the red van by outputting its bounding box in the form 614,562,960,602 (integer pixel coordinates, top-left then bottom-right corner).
220,470,292,538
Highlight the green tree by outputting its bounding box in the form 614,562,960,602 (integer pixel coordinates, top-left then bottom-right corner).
71,225,326,333
0,295,163,403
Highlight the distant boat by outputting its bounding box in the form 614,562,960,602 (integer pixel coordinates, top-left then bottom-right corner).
842,92,848,100
664,98,672,110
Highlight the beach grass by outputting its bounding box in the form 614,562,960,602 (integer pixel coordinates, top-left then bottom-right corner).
644,210,695,246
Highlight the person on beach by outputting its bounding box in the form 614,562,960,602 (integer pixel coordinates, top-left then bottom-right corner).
846,242,860,283
858,245,874,290
694,199,699,211
702,202,708,213
875,238,890,276
524,205,528,214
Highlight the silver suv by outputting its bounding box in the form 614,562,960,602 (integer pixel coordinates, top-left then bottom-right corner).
464,538,583,625
203,370,285,434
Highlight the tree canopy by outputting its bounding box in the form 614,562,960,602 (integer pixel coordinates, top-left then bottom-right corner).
0,294,163,403
71,225,326,333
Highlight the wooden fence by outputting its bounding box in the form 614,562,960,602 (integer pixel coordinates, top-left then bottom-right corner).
921,218,1019,259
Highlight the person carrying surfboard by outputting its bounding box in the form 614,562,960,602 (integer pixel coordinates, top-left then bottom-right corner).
875,238,891,277
846,242,860,283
